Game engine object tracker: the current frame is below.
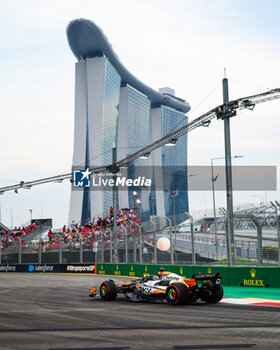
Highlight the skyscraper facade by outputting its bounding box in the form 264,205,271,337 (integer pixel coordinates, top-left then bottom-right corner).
67,19,190,225
117,84,151,221
151,104,189,224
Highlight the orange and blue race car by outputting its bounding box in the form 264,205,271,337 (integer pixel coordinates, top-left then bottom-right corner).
89,269,223,305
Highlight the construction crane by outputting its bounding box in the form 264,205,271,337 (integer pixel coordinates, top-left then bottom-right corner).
0,87,280,195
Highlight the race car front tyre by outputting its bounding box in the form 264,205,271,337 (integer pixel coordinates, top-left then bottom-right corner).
166,283,190,305
202,284,224,304
100,280,117,301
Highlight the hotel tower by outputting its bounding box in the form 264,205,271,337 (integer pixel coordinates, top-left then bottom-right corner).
67,19,190,225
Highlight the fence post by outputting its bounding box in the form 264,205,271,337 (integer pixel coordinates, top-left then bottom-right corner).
59,235,62,264
150,219,157,264
107,228,113,263
133,234,137,264
271,201,280,266
101,237,104,263
220,208,231,266
250,215,262,266
164,216,174,265
277,201,280,266
184,212,196,266
18,236,22,264
257,224,263,266
123,226,128,263
134,223,142,264
79,233,83,264
38,234,42,264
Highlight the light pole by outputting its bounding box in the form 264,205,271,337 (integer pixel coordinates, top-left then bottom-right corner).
151,194,155,217
29,206,33,224
133,191,142,223
164,216,174,265
211,156,225,256
112,142,118,264
136,198,142,221
150,218,157,264
133,191,138,214
184,212,196,265
135,198,142,263
211,155,243,258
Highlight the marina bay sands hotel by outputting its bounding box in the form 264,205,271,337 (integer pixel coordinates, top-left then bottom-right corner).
67,19,190,225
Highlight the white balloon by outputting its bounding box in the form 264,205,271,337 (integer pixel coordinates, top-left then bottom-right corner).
156,237,170,251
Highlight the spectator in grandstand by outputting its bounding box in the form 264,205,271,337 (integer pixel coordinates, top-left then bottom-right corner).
2,207,140,253
48,230,53,241
0,223,37,249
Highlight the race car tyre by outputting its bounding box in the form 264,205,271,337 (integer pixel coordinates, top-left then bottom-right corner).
202,284,224,304
166,283,190,305
100,280,117,301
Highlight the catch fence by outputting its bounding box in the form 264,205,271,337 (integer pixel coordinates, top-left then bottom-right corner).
1,214,279,267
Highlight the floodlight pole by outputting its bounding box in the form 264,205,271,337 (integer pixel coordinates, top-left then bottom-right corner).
150,219,157,264
222,74,235,266
164,216,174,265
184,212,196,266
134,223,142,264
112,142,118,263
219,207,231,266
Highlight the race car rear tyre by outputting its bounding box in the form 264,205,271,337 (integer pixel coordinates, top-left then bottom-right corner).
100,280,117,301
202,284,223,304
166,283,190,305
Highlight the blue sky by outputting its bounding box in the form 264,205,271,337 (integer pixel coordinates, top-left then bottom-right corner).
0,0,279,226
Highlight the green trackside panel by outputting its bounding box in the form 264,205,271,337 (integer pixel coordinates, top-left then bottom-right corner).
95,264,280,288
267,268,280,288
96,263,134,276
130,264,147,277
96,263,115,275
225,267,280,288
120,264,136,277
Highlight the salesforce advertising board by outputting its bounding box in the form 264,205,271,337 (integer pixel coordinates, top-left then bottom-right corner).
0,264,96,273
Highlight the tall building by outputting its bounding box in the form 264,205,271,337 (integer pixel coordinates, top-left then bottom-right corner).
66,19,190,225
117,84,151,221
151,105,189,224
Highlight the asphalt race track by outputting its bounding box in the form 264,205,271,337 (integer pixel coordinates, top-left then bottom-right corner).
0,274,279,350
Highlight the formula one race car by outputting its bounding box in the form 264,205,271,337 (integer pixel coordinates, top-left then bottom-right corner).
89,269,223,305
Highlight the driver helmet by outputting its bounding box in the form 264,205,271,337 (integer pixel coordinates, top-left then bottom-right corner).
158,267,165,279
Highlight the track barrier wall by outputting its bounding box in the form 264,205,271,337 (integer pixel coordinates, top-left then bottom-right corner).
0,263,279,288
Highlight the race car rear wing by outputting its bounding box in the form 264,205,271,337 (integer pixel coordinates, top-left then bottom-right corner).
191,272,222,282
